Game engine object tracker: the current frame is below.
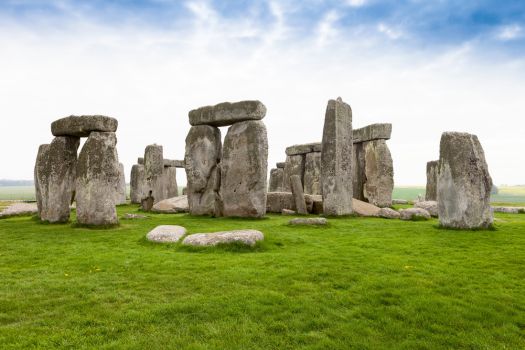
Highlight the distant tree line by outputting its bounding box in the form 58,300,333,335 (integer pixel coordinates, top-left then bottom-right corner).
0,179,34,186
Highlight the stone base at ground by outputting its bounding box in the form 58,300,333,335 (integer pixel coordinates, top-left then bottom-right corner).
378,207,400,219
399,208,431,220
146,225,187,243
352,198,381,217
152,196,189,213
414,201,438,217
182,230,264,247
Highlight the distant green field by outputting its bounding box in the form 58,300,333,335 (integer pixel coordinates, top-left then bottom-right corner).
0,186,37,200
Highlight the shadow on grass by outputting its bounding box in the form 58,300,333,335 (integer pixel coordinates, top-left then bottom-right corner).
433,223,497,232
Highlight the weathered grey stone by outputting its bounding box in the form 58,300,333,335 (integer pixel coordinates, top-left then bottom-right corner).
189,100,266,127
221,120,268,217
281,209,296,215
138,157,144,165
378,207,400,219
185,125,221,216
269,168,284,192
76,132,119,225
123,213,148,220
130,164,145,204
0,202,38,218
282,154,305,192
352,198,381,217
353,123,392,143
182,229,264,247
289,217,328,226
492,206,525,214
285,142,322,156
426,160,439,201
352,142,366,201
144,144,165,204
152,195,189,213
51,115,118,137
392,199,409,205
276,162,286,169
163,159,185,168
266,192,318,214
35,137,79,223
414,201,438,217
141,194,154,212
437,132,493,229
115,163,127,205
163,166,178,198
146,225,186,243
321,98,353,216
290,175,308,215
311,195,324,215
363,139,394,207
304,152,321,195
399,208,431,221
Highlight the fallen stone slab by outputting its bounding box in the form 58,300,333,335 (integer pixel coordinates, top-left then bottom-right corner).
152,195,189,213
123,213,149,219
182,229,264,247
399,208,431,221
289,217,327,226
353,123,392,143
146,225,186,243
392,199,409,205
352,198,381,217
282,209,296,215
492,206,525,214
290,175,308,215
189,100,266,127
164,159,185,168
378,207,400,219
414,201,438,217
0,202,38,218
285,142,322,156
51,115,118,137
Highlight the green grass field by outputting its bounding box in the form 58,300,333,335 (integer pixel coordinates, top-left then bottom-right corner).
1,206,525,349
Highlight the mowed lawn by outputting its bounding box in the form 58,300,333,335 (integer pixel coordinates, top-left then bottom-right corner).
1,206,525,349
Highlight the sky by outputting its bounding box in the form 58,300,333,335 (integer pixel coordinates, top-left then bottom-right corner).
0,0,524,186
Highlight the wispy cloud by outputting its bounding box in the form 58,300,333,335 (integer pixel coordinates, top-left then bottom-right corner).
497,24,522,41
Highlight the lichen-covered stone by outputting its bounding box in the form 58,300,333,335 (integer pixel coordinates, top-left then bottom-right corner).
399,208,431,221
266,192,318,214
185,125,221,216
51,115,118,137
144,144,165,204
353,123,392,143
290,175,307,215
152,195,189,213
282,154,305,192
285,142,322,156
276,162,285,169
437,132,493,229
321,98,353,215
289,218,328,226
378,207,400,219
352,142,366,201
352,198,381,217
35,137,79,222
426,160,439,201
304,152,321,195
115,163,127,205
415,200,438,217
189,100,266,127
269,168,284,192
163,166,178,198
130,164,145,204
221,120,268,218
363,139,394,207
76,132,119,225
146,225,186,243
182,229,264,247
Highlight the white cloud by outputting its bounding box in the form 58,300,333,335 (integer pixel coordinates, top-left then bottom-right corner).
497,24,522,41
315,10,340,46
377,22,403,39
346,0,367,7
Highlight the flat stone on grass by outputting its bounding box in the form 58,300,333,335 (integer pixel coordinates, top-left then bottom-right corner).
146,225,187,243
399,208,431,221
182,230,264,247
289,218,328,226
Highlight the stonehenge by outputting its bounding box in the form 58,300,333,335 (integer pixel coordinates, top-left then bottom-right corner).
425,160,439,201
437,132,493,229
185,100,268,218
34,116,121,225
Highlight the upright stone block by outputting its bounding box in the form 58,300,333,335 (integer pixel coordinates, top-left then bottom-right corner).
426,160,439,201
290,175,307,215
115,163,127,205
164,166,179,198
282,155,305,192
352,142,366,201
363,140,394,207
221,120,268,218
144,144,165,204
130,164,145,204
304,152,321,195
76,132,119,225
269,168,284,192
34,137,79,223
437,132,493,229
34,144,50,217
185,125,222,216
321,98,353,216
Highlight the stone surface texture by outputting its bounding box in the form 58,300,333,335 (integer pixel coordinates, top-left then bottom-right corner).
285,143,322,156
221,120,268,218
352,198,381,217
34,144,50,216
185,125,222,216
152,195,189,213
363,139,394,207
189,100,266,127
144,144,165,204
116,163,127,205
290,175,308,214
130,164,145,204
352,123,392,143
0,202,38,218
289,218,328,225
399,208,431,221
437,132,493,229
269,168,284,192
321,98,353,216
146,225,187,243
51,115,118,137
163,166,179,198
414,201,438,217
282,154,305,192
426,160,439,201
182,229,264,247
378,207,401,219
76,132,119,225
304,152,321,195
352,142,366,201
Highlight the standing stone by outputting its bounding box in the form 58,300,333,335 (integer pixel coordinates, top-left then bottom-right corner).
130,164,145,204
321,98,353,216
115,163,127,205
269,168,284,192
164,166,179,198
37,137,79,222
352,142,366,201
282,154,305,192
426,160,439,201
290,175,307,214
221,120,268,218
363,139,394,207
76,132,119,225
34,144,50,217
276,162,285,169
437,132,493,229
304,152,321,195
144,144,165,204
185,125,222,216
